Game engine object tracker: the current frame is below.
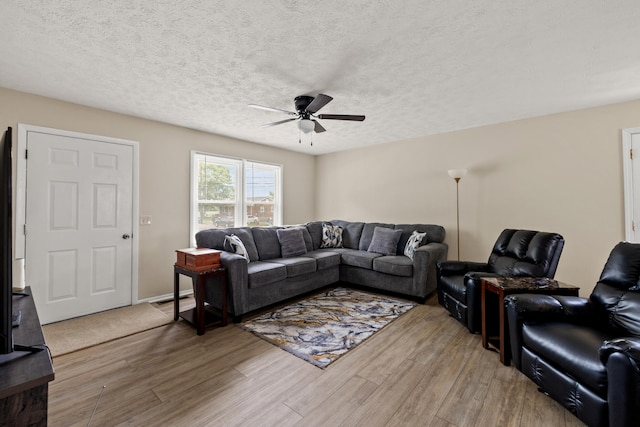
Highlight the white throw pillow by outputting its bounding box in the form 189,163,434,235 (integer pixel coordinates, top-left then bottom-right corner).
224,234,250,262
404,230,426,260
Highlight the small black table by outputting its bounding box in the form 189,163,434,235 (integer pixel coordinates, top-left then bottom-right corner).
173,264,228,335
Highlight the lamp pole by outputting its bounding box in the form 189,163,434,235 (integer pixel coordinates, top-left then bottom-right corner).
448,169,467,260
454,176,461,261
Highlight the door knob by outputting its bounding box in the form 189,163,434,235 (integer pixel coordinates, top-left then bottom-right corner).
122,234,131,239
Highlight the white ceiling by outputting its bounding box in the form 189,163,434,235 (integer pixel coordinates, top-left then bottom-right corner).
2,1,640,155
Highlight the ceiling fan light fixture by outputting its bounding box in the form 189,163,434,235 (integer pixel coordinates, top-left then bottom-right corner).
299,119,315,134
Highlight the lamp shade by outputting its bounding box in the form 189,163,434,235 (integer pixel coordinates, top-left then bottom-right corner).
298,119,315,134
448,169,467,179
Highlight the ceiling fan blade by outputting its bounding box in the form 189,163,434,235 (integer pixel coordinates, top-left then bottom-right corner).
262,118,298,128
249,104,298,116
317,114,365,121
305,94,333,113
314,120,326,133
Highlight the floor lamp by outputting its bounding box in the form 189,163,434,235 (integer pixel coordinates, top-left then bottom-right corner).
448,169,467,260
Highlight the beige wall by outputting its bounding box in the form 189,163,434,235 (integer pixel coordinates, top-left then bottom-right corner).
0,87,316,300
4,85,640,300
316,99,640,296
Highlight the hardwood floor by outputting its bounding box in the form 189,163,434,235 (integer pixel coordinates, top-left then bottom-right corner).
47,294,585,426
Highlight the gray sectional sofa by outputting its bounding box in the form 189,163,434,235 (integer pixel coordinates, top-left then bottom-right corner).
195,220,448,319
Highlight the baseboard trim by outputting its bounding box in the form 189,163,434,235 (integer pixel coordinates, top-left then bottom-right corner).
139,289,194,304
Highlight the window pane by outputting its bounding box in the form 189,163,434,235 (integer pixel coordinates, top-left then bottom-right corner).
245,162,279,227
195,155,238,231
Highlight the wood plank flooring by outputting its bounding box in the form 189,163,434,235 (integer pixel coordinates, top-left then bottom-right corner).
47,293,586,426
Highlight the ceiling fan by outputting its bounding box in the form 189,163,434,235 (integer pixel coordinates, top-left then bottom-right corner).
248,94,365,134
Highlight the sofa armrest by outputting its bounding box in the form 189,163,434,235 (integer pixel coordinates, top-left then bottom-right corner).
505,294,591,371
600,337,640,374
464,272,505,333
599,337,640,426
437,260,489,276
413,242,448,298
216,251,249,316
506,293,592,322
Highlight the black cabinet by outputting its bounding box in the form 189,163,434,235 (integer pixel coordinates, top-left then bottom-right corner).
0,287,54,426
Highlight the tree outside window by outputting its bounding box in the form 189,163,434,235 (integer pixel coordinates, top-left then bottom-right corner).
197,162,235,228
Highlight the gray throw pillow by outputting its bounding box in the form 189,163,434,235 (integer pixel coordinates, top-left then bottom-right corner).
277,228,308,258
367,227,403,256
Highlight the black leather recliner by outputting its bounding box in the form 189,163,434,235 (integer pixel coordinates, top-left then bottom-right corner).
506,242,640,427
436,229,565,333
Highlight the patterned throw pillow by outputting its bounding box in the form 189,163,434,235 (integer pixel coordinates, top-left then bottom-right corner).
404,230,427,260
320,223,343,248
404,230,427,259
224,234,250,262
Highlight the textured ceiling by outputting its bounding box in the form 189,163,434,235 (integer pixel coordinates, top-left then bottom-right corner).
1,1,640,155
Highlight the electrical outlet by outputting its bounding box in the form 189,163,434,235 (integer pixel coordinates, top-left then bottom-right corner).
140,215,152,226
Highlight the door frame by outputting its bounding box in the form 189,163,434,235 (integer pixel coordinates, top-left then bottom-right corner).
622,127,640,242
15,124,140,304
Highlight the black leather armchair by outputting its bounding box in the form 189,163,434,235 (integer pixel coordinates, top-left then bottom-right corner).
437,229,564,333
506,242,640,427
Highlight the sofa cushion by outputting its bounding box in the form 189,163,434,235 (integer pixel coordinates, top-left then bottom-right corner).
341,250,382,269
373,255,414,277
523,322,610,396
247,261,287,289
404,230,426,260
395,224,446,251
297,226,314,252
368,227,403,256
224,234,250,262
303,250,342,270
270,257,316,277
305,221,325,250
250,227,282,260
195,228,227,251
320,223,343,248
330,220,365,249
277,227,308,258
195,227,259,261
590,283,640,336
227,228,260,261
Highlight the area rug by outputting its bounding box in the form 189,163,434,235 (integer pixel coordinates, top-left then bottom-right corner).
239,287,417,368
43,303,172,357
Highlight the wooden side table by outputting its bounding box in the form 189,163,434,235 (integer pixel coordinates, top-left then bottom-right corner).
481,277,580,365
174,264,228,335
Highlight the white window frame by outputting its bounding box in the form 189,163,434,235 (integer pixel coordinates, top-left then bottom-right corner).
189,151,283,246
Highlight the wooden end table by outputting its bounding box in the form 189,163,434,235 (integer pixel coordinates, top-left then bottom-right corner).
481,277,580,365
173,264,228,335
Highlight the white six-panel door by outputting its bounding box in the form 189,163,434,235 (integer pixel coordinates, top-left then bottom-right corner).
23,128,135,324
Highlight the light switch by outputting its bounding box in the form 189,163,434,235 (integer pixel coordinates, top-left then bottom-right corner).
140,215,152,225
